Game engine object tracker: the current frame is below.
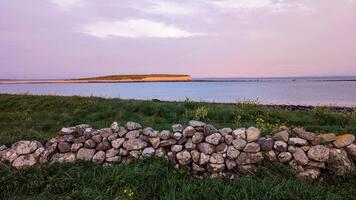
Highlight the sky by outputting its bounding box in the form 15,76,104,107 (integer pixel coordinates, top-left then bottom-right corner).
0,0,356,79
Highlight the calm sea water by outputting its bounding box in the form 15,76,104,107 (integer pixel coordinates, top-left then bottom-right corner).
1,77,356,107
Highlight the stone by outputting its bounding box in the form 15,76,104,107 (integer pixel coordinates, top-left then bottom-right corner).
345,143,356,160
106,148,119,158
100,128,113,138
225,159,237,170
227,146,240,159
301,146,310,152
119,148,129,156
192,163,205,172
111,121,120,133
314,133,336,144
224,135,234,145
327,148,354,175
96,139,111,151
258,137,274,151
184,138,196,150
204,124,218,136
171,145,183,152
297,169,320,181
172,132,183,141
273,141,288,152
232,139,247,150
273,130,289,142
143,127,155,136
111,138,125,149
264,150,277,161
155,147,166,158
191,150,200,163
207,163,225,173
160,139,177,147
199,153,210,165
58,142,71,153
192,132,204,144
123,139,147,150
246,127,260,142
125,121,142,131
76,124,91,136
84,128,96,139
278,152,292,163
183,126,196,137
74,136,86,144
84,139,96,149
288,138,308,146
198,143,215,154
189,120,206,127
12,154,37,169
176,150,191,165
39,144,57,164
307,145,329,162
142,147,155,156
148,137,160,148
232,128,246,139
209,153,224,164
288,145,297,153
34,147,45,158
236,152,263,165
0,145,7,151
293,148,309,165
106,156,121,163
159,130,171,140
117,127,128,137
5,149,18,163
333,134,355,148
216,143,227,153
172,124,183,132
243,142,261,153
307,161,325,169
11,140,40,155
219,128,232,136
57,135,75,143
59,127,76,135
293,128,315,141
108,133,118,141
77,148,96,161
51,152,76,163
205,133,222,145
91,135,103,143
237,165,257,174
126,130,141,139
92,151,106,164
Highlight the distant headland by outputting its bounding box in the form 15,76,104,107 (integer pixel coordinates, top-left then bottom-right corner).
0,74,192,84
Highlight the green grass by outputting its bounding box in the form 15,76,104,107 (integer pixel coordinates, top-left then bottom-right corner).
0,94,355,200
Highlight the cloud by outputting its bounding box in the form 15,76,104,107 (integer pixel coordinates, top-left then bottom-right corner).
50,0,83,11
81,19,201,39
137,0,199,16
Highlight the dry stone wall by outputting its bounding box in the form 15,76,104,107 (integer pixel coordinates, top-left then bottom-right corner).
0,120,355,181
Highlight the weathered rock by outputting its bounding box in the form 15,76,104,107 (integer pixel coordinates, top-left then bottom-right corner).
199,153,210,165
143,127,154,136
119,148,129,156
273,131,289,142
84,128,96,139
172,132,183,141
333,134,355,148
108,133,118,141
125,121,142,131
84,139,96,149
224,135,234,145
91,134,103,143
314,133,336,144
96,139,111,151
216,143,227,153
278,152,292,163
76,124,91,136
191,150,200,163
57,135,75,143
307,161,325,169
307,145,329,162
125,130,141,139
159,130,171,140
225,159,237,170
111,121,120,133
142,147,155,156
258,137,274,151
273,141,288,152
59,127,76,136
172,124,183,132
185,138,197,150
11,140,40,155
12,154,37,169
236,152,263,165
148,137,160,148
192,132,204,144
192,163,205,172
205,133,222,145
246,127,260,142
106,148,119,158
58,142,71,153
111,138,125,149
171,145,183,152
219,128,232,136
176,150,191,165
232,128,246,139
198,143,215,154
293,148,309,165
288,145,297,153
117,127,128,137
204,124,218,136
207,163,225,173
106,156,121,163
39,144,57,164
345,143,356,160
232,139,247,150
74,136,86,144
209,153,224,164
123,139,147,150
189,120,206,127
77,148,96,161
0,145,7,151
100,128,113,138
183,126,196,137
4,149,18,163
160,139,177,147
243,142,261,153
51,152,76,163
264,150,277,161
92,151,106,164
327,148,354,175
34,147,45,158
297,169,320,181
293,128,315,141
288,138,308,146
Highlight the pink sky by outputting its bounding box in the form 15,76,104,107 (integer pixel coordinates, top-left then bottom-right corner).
1,0,356,79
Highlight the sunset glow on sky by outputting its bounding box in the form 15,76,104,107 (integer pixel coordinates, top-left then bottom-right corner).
1,0,356,79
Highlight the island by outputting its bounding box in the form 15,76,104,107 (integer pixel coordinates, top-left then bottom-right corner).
0,74,192,84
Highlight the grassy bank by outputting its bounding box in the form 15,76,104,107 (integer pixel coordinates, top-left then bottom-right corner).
0,94,355,199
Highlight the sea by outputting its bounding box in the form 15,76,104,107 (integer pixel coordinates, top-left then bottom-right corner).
1,76,356,107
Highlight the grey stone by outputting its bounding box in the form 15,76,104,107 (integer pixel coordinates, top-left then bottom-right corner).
264,150,277,161
59,127,76,135
84,139,96,149
58,142,71,153
224,135,234,145
205,133,222,145
92,151,106,164
106,156,121,163
307,145,329,162
232,128,246,139
199,153,210,165
232,139,247,150
159,130,171,140
293,148,309,165
148,137,160,148
273,141,288,152
100,128,113,138
96,139,111,151
123,139,147,150
227,146,240,159
34,147,45,158
111,138,125,149
209,153,224,164
143,127,154,136
207,163,225,173
278,152,292,163
219,128,232,136
307,161,325,169
288,145,297,153
172,132,183,141
172,124,183,132
106,148,119,158
273,130,289,142
184,138,196,150
293,128,315,141
333,134,355,148
327,148,354,175
155,147,166,158
198,143,215,154
125,130,141,139
258,137,274,151
176,150,191,165
225,159,237,170
297,169,320,181
192,163,205,172
314,133,336,144
51,152,76,163
236,152,263,165
246,127,260,142
111,121,120,133
288,138,308,146
12,154,37,169
189,120,206,127
77,148,96,161
142,147,155,156
39,144,57,164
216,143,227,153
191,150,200,163
108,133,118,141
91,135,102,143
183,126,196,137
204,124,218,136
125,121,142,131
192,132,204,143
345,143,356,160
11,140,40,155
243,142,261,153
160,139,177,147
171,145,183,152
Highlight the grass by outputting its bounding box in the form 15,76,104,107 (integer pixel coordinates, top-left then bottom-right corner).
0,94,355,199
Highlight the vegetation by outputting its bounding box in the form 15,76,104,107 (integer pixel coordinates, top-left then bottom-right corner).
0,94,355,199
73,74,192,81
